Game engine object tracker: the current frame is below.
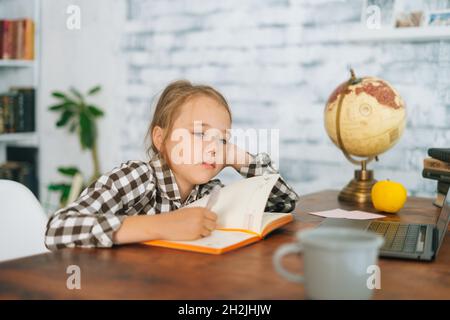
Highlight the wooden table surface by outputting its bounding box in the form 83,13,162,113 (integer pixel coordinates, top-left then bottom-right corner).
0,190,449,300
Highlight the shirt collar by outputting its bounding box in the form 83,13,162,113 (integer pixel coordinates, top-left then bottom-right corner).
149,151,201,204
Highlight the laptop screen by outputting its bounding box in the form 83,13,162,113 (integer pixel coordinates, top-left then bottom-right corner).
437,193,450,246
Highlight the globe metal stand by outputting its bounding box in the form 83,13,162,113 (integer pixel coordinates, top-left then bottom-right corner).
338,160,377,204
335,69,378,205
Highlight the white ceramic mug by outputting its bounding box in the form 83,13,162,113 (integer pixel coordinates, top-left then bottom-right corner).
273,227,384,300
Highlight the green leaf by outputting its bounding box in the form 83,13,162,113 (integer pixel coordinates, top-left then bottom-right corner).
56,110,74,127
48,102,74,112
79,111,96,149
70,87,84,102
51,91,77,105
87,105,104,117
87,85,101,95
48,183,67,191
49,104,65,111
58,166,80,177
51,91,67,100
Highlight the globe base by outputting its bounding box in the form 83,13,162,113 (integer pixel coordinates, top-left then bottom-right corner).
338,169,377,205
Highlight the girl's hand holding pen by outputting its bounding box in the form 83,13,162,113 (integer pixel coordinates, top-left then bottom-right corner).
157,207,218,241
113,206,218,244
114,188,221,244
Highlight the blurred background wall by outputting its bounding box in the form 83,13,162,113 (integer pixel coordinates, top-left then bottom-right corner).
30,0,450,204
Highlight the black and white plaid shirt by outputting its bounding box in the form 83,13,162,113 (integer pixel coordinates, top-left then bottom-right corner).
45,152,299,250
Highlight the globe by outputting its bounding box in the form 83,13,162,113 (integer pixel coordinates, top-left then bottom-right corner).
323,70,406,204
324,75,406,157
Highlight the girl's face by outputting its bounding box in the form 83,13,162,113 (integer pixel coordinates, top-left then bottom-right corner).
160,95,231,186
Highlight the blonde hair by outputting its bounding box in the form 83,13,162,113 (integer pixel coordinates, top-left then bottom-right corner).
146,80,232,158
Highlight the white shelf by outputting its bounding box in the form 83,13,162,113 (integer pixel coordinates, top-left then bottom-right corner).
0,0,41,198
0,132,38,145
302,26,450,44
0,60,35,68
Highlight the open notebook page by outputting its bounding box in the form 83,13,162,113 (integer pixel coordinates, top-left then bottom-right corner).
261,212,292,231
185,174,280,233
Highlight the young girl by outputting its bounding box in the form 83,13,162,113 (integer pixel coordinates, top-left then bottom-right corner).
45,80,299,250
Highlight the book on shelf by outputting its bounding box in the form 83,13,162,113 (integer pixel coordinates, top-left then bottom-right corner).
143,174,294,255
0,161,32,188
0,87,35,134
5,146,39,198
0,93,17,133
0,19,34,60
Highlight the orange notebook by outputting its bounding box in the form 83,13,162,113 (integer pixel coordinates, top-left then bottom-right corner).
143,174,294,254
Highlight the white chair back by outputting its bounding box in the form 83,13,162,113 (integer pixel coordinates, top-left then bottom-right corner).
0,180,49,262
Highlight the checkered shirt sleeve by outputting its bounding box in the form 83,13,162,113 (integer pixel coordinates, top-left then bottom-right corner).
239,153,299,213
44,161,153,250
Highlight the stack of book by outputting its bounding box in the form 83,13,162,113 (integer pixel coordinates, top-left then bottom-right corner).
0,19,35,60
422,148,450,207
0,87,35,133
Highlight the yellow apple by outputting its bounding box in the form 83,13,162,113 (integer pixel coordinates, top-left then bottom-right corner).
371,180,407,213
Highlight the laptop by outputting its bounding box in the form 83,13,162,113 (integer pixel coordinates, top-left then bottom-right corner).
317,192,450,261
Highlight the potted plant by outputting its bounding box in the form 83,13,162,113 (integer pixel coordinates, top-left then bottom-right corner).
47,85,105,208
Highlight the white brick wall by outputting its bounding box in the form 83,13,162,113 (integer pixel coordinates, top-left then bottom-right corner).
118,0,450,198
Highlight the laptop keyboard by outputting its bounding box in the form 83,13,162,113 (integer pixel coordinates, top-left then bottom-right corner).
368,221,425,253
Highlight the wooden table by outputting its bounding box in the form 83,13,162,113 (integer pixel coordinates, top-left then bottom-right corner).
1,190,449,299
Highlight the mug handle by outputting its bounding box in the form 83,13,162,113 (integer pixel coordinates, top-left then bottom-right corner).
273,243,304,283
